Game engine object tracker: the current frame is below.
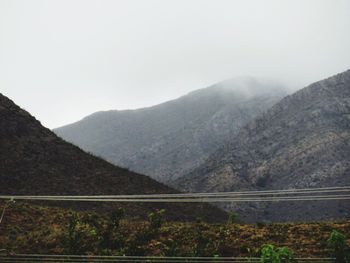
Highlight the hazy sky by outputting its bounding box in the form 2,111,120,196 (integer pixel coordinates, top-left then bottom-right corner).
1,0,349,128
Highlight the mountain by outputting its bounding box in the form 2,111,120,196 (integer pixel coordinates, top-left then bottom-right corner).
0,93,227,222
175,70,350,222
54,77,288,184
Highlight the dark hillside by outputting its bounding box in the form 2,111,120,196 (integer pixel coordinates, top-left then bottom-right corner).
0,93,226,222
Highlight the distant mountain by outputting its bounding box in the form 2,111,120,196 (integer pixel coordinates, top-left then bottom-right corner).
175,70,350,222
54,77,288,184
0,93,226,222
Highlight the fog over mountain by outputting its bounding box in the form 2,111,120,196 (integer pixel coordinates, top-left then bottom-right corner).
54,77,289,184
1,0,349,128
175,70,350,222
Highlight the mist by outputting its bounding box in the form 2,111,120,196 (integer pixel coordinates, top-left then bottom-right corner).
1,0,349,128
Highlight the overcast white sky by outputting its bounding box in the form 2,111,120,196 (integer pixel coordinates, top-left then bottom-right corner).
1,0,350,128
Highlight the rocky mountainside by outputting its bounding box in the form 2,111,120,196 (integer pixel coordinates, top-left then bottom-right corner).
175,70,350,222
54,77,288,184
0,93,227,222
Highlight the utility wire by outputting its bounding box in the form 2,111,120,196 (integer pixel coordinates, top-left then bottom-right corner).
0,188,349,203
0,254,336,261
0,255,335,263
0,196,349,202
0,186,349,199
2,186,348,199
1,254,336,260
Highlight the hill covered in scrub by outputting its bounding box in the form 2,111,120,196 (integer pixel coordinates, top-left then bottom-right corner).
54,77,288,184
1,201,349,258
0,93,226,222
176,70,350,222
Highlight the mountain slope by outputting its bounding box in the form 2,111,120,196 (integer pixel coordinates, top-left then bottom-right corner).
175,70,350,222
0,93,226,222
54,77,288,184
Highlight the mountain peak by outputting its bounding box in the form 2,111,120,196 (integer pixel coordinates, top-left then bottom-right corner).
187,76,289,99
54,79,287,184
175,69,350,222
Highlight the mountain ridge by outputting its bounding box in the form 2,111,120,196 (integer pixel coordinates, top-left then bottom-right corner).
54,77,289,184
175,69,350,222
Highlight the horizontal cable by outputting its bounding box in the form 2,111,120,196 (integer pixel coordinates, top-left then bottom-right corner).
0,259,332,262
0,194,349,202
0,262,276,263
0,255,335,262
0,186,349,203
0,256,258,262
0,258,247,262
0,258,260,263
2,186,349,199
0,260,333,262
1,254,337,260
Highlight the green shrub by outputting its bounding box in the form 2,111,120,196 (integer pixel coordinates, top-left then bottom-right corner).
327,230,350,263
65,212,99,254
277,247,295,263
227,212,239,224
102,208,125,250
260,244,295,263
184,219,218,257
66,213,79,253
124,209,166,256
148,209,166,230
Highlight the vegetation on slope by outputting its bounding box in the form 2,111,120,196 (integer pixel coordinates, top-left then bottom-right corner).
0,201,349,259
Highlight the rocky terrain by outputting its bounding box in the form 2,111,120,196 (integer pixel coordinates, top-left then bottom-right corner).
54,77,288,184
0,93,227,222
175,70,350,222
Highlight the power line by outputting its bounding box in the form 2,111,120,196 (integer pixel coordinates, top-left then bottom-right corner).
0,195,349,203
3,186,348,198
0,186,349,203
0,258,260,263
0,254,336,262
3,254,337,259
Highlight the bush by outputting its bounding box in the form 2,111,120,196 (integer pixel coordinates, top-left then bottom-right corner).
148,209,166,230
64,209,126,254
260,244,295,263
65,212,99,254
327,230,350,263
124,209,167,256
227,212,239,224
101,208,125,251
